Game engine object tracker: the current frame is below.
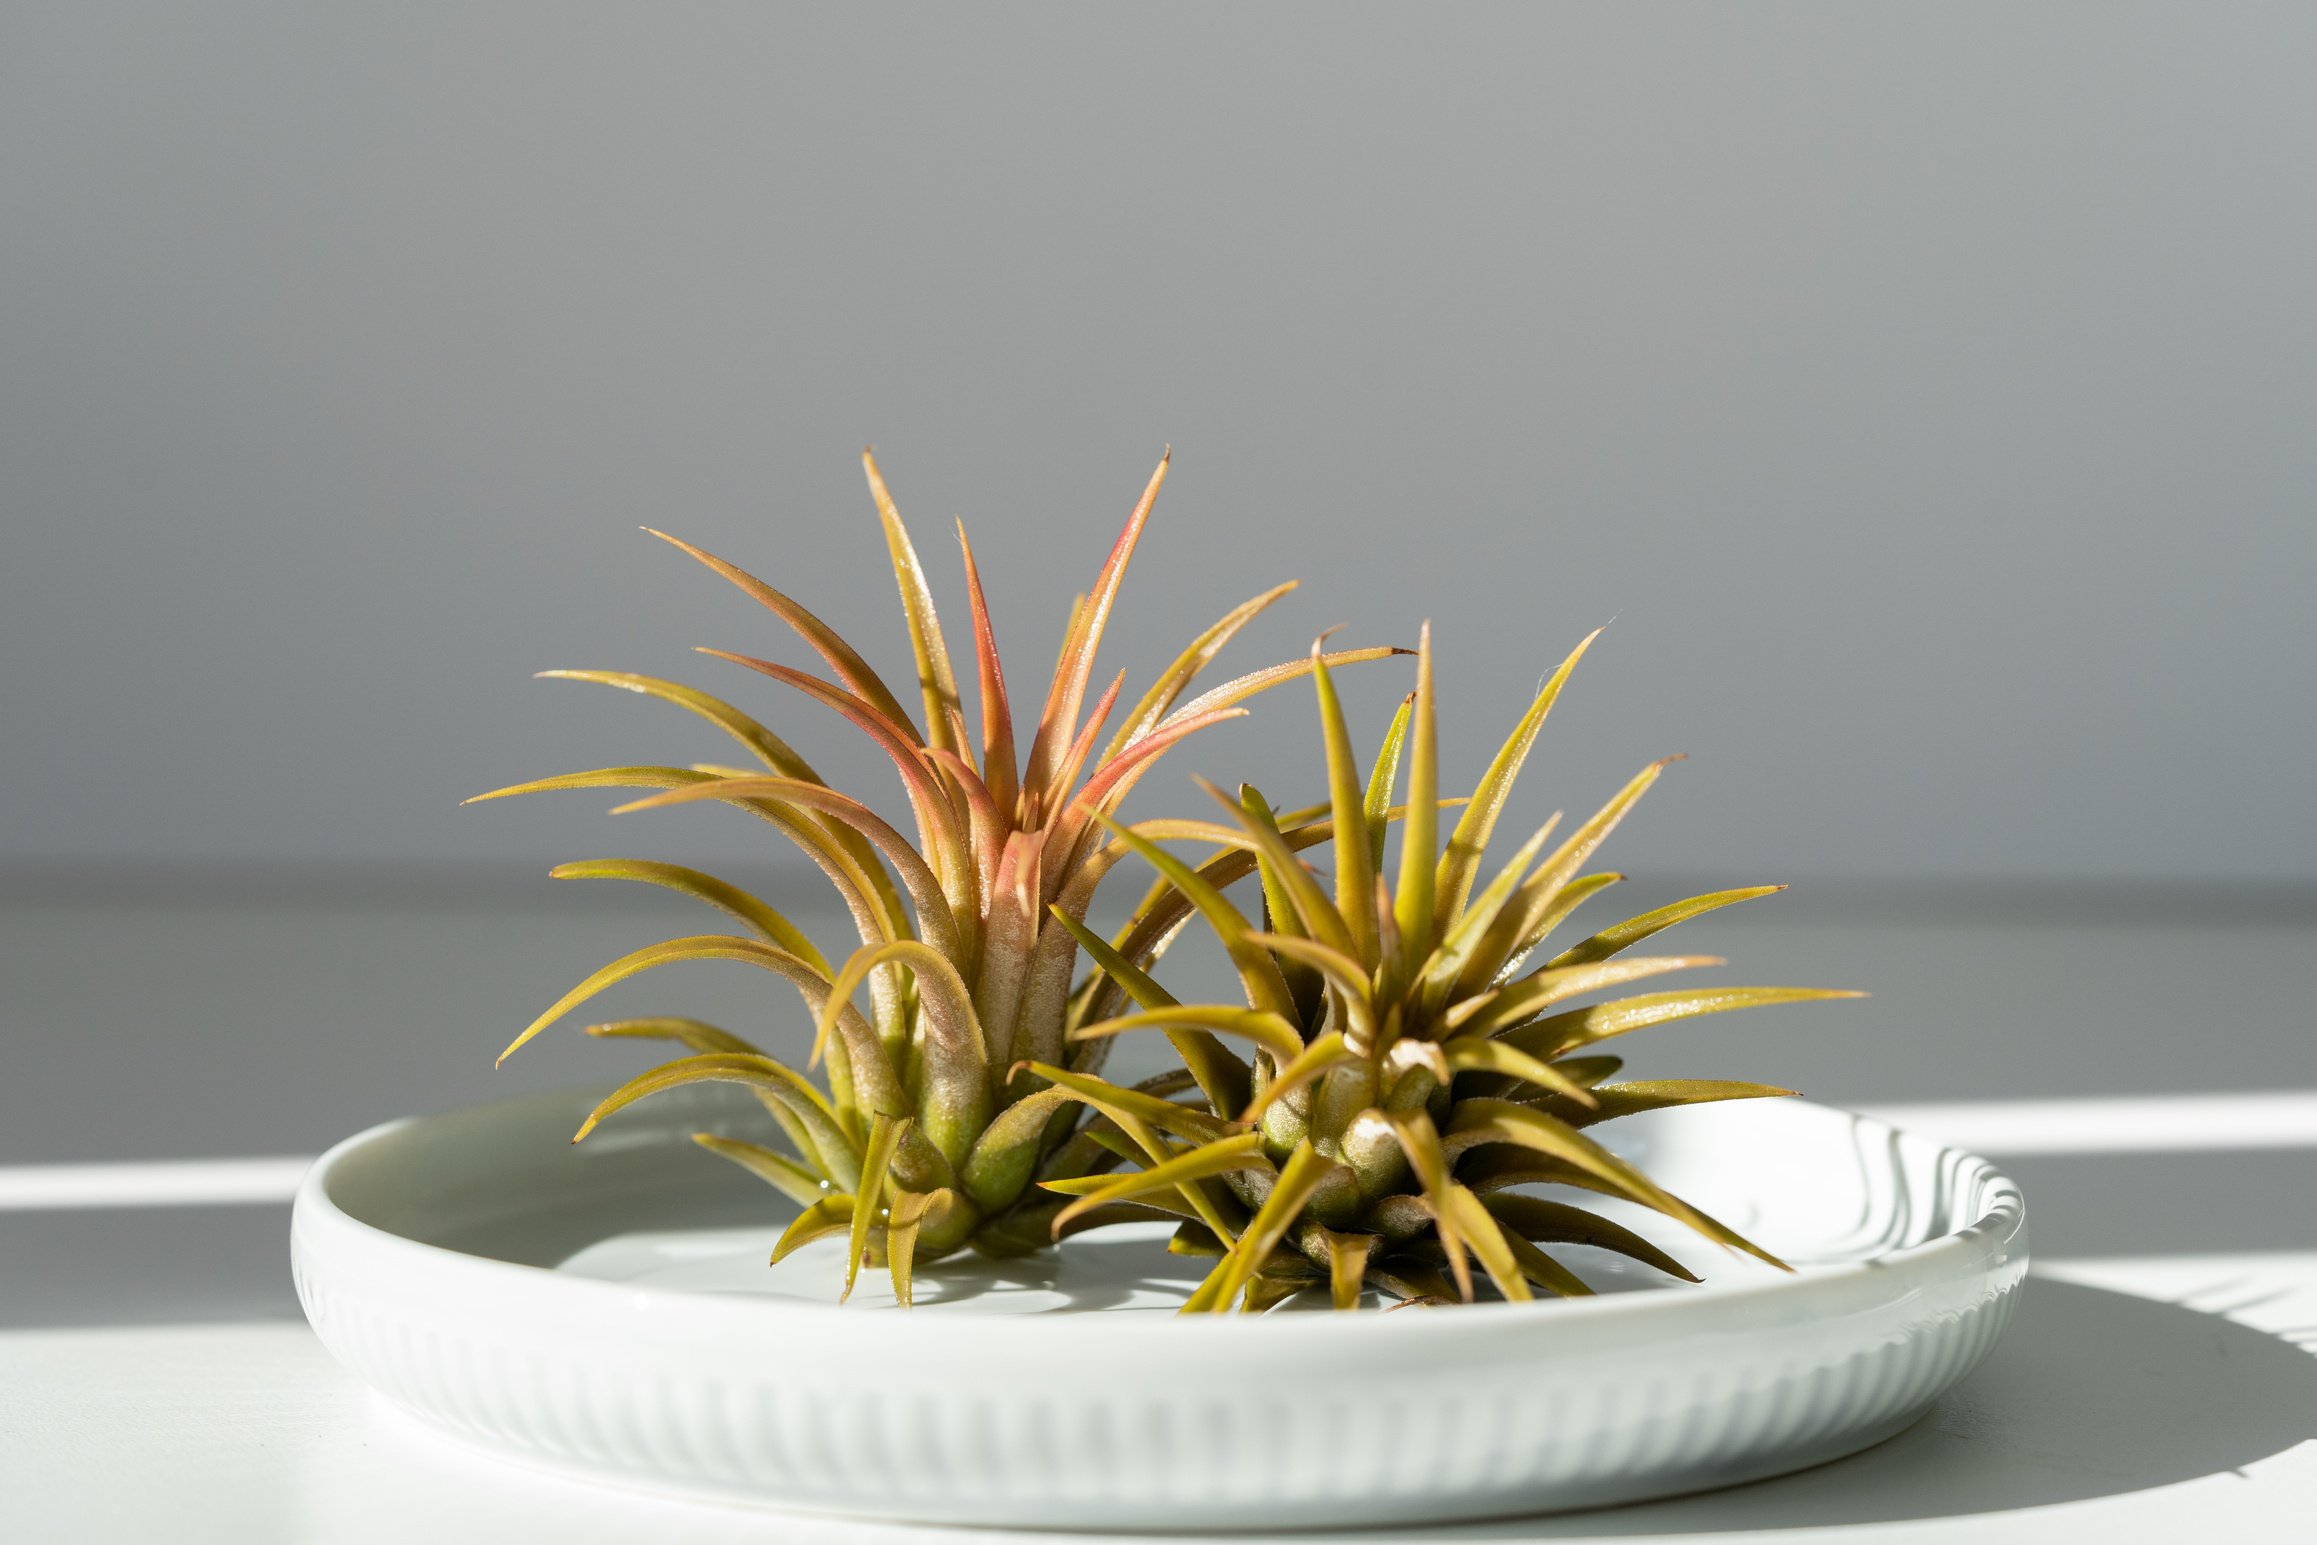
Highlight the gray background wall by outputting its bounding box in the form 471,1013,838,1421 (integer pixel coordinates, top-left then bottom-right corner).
5,2,2312,884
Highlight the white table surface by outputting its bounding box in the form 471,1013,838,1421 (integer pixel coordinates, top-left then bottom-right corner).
5,1250,2314,1544
6,879,2313,1540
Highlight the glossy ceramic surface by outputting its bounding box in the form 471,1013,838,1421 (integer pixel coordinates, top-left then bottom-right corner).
292,1088,2026,1528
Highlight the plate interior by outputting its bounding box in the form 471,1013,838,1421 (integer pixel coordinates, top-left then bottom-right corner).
324,1086,2006,1315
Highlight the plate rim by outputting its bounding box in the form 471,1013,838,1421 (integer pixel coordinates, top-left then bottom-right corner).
292,1087,2027,1349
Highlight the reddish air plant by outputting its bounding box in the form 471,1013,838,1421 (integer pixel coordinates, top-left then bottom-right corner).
471,450,1399,1301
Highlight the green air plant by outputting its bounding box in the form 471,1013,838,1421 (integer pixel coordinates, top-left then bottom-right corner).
471,450,1400,1304
1045,626,1863,1312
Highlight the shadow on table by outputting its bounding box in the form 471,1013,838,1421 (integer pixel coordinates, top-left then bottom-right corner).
1436,1274,2317,1536
10,1251,2314,1537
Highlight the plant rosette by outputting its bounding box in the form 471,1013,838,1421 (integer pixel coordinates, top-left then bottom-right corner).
467,450,1400,1300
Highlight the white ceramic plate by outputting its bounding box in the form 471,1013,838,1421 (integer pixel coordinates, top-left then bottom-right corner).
292,1087,2025,1529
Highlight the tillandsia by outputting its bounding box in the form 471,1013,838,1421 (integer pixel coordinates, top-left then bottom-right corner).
1045,626,1863,1312
470,450,1401,1304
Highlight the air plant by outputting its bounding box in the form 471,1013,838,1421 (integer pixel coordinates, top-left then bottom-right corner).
1044,627,1862,1312
470,450,1399,1303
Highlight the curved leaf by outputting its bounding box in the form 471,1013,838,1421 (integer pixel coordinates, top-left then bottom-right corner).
922,744,1007,909
575,1052,858,1193
1547,886,1787,969
1433,629,1599,928
698,648,966,867
1158,645,1408,731
1417,815,1561,1012
1461,759,1675,993
1197,778,1357,960
549,859,830,975
1552,1054,1626,1087
1043,668,1126,820
534,670,823,782
1244,932,1379,1049
463,764,722,807
1052,1201,1190,1239
1443,1183,1534,1303
1050,908,1250,1116
584,1015,760,1055
1445,1098,1785,1268
1364,693,1413,867
1170,1220,1228,1257
1070,1006,1306,1067
1090,810,1298,1020
954,521,1018,813
885,1186,953,1307
1045,1131,1273,1232
958,1086,1076,1211
612,777,960,960
1324,1227,1375,1310
1439,1035,1598,1105
1556,1078,1798,1126
588,1017,814,1152
771,1195,855,1264
1502,986,1865,1059
1100,802,1453,978
1031,1178,1199,1223
642,527,917,735
1240,1031,1354,1126
498,935,901,1125
820,938,990,1170
1105,579,1299,758
1500,1231,1595,1298
1021,1063,1236,1147
1482,1193,1701,1282
1191,1140,1340,1314
1480,872,1624,987
1045,706,1249,880
845,1113,909,1303
692,1133,830,1209
974,830,1044,1071
1385,1109,1469,1300
1024,452,1166,805
1082,708,1252,818
1448,954,1727,1040
465,766,904,968
1309,648,1378,961
1244,1262,1326,1313
861,450,963,757
1393,625,1439,968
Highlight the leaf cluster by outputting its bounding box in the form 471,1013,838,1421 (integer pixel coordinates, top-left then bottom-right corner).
1047,626,1863,1310
476,452,1858,1312
473,451,1401,1302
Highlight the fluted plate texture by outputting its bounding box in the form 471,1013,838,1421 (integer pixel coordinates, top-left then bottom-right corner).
292,1088,2025,1528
